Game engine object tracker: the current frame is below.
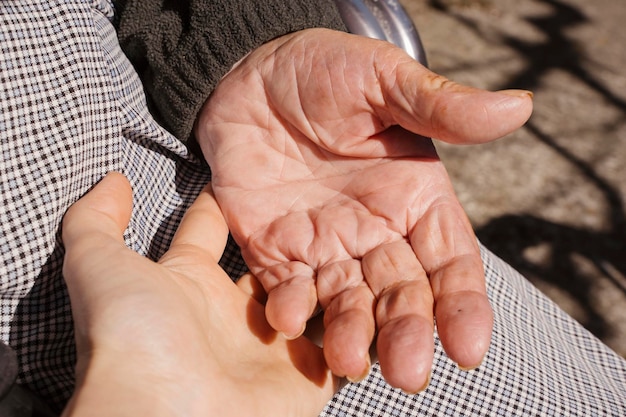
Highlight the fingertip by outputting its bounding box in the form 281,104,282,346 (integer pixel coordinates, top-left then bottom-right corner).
404,73,534,144
345,357,371,384
236,273,268,305
63,172,133,244
434,88,534,144
169,181,229,260
89,172,133,206
322,304,375,382
401,372,431,396
376,315,434,393
281,324,307,340
436,292,494,369
458,362,483,372
491,88,534,129
265,277,317,339
497,89,534,100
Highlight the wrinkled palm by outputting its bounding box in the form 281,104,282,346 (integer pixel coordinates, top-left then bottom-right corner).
196,29,532,391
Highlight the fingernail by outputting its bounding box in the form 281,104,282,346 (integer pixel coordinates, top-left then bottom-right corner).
457,357,485,372
346,359,371,383
281,323,306,340
402,372,431,395
497,89,534,99
458,363,481,372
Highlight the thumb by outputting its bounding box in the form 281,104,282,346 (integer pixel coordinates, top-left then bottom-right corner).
375,53,533,144
61,173,133,290
61,172,135,350
62,172,133,276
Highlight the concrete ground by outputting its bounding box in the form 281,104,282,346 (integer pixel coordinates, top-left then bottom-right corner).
400,0,626,357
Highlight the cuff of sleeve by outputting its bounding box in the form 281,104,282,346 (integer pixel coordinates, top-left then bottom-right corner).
152,0,346,142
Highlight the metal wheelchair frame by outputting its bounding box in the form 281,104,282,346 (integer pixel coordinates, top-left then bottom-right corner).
334,0,428,66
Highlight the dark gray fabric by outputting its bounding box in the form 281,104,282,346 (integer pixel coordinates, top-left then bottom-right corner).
113,0,347,142
0,341,17,400
0,342,55,417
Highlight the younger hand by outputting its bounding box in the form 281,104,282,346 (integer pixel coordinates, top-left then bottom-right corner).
61,173,337,417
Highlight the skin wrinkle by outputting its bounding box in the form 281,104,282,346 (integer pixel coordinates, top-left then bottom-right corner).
353,159,440,233
244,171,395,263
307,208,331,264
288,136,340,179
310,203,363,265
417,73,460,142
267,74,339,171
341,206,383,260
276,39,320,145
437,289,488,313
377,281,432,325
363,243,411,295
201,121,256,164
338,50,370,135
429,96,447,142
217,129,308,188
296,212,331,265
261,262,316,292
371,48,400,129
304,45,351,152
311,94,352,155
217,189,275,241
331,53,375,143
417,193,467,245
379,55,431,131
429,254,484,298
425,72,454,92
276,114,388,181
357,190,402,232
323,285,374,325
317,260,364,308
231,164,418,275
254,219,311,264
203,73,288,167
315,264,338,309
314,218,352,264
387,66,415,128
310,149,350,177
279,131,290,180
404,174,439,234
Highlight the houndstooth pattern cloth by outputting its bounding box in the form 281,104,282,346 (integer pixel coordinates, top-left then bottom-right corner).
0,0,624,414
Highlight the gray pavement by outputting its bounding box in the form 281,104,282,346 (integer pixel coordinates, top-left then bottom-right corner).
401,0,626,357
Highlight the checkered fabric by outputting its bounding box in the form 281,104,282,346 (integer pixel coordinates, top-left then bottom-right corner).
0,0,624,415
322,247,626,416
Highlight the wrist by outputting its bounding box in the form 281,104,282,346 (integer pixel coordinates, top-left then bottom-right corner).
192,30,300,165
64,350,209,417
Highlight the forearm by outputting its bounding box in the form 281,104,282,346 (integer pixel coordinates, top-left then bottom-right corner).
113,0,346,143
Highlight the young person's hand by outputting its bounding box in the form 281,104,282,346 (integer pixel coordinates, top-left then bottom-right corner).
195,28,533,393
61,173,338,417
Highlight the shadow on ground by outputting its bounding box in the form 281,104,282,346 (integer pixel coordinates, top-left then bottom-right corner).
425,0,626,352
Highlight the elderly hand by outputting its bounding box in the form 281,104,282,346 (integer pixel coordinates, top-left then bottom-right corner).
195,28,532,392
61,173,337,417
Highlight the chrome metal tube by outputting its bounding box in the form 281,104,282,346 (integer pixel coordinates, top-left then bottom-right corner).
334,0,428,67
333,0,387,41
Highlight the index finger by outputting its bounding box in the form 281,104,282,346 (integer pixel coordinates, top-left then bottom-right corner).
167,182,230,263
